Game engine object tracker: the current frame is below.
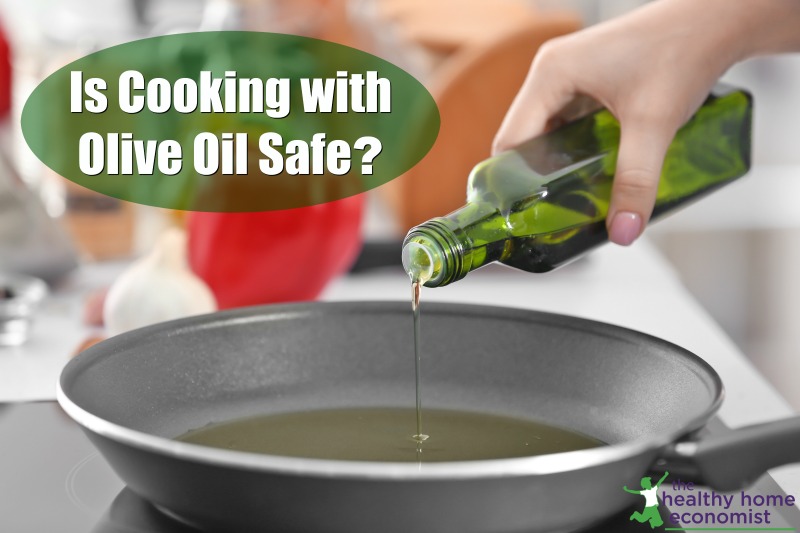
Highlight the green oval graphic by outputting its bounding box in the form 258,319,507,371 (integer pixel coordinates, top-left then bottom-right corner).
22,32,439,211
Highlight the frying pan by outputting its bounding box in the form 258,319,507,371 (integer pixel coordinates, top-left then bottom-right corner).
57,302,800,533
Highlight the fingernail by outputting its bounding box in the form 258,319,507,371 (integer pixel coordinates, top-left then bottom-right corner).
609,212,642,246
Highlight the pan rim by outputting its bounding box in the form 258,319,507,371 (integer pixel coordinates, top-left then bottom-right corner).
57,301,725,481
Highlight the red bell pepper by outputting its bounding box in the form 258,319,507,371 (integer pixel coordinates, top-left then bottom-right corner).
0,19,12,119
187,195,364,309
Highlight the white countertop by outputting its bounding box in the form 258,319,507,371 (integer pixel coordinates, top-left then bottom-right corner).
2,234,798,501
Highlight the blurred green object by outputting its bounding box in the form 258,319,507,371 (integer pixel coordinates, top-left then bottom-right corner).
21,31,439,212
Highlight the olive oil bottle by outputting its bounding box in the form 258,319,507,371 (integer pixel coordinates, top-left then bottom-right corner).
402,86,752,287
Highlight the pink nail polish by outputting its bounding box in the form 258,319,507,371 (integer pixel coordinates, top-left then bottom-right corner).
609,212,642,246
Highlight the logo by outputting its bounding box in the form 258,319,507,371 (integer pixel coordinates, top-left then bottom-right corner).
623,471,669,528
624,473,798,531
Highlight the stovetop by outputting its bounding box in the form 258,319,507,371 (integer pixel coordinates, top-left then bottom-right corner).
1,402,797,533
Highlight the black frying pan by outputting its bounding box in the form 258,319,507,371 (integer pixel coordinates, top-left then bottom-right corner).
57,302,800,533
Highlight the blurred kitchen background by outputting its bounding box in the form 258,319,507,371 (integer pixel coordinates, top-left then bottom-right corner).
0,0,798,407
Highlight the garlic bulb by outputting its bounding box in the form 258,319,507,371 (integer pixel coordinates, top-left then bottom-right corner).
104,227,217,337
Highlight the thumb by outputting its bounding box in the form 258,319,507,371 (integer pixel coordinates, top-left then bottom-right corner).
492,58,575,155
606,120,676,246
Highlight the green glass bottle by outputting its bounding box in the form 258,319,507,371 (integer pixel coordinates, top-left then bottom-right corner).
402,85,752,287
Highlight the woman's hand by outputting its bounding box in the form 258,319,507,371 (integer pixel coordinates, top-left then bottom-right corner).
493,0,800,245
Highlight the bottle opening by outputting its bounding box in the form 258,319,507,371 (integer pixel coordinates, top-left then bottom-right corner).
402,241,434,284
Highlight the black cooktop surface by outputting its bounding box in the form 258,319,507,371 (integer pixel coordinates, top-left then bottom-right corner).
1,402,797,533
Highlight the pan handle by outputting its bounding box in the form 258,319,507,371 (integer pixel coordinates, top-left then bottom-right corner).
652,416,800,491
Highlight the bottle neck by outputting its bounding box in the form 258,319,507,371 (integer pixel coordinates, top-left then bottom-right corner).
402,208,506,287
